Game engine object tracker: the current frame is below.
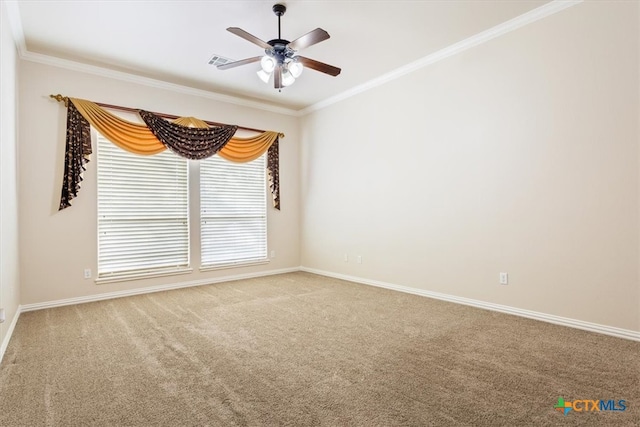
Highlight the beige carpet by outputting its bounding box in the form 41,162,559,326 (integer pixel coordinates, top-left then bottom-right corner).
0,272,638,426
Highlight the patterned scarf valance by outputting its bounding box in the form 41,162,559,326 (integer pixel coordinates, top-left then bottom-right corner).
56,96,281,210
138,110,237,160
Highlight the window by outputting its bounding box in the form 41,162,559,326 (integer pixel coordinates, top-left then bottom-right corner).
200,154,267,267
96,132,269,280
97,135,189,278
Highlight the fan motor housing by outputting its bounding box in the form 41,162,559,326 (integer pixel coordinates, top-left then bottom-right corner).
266,39,295,63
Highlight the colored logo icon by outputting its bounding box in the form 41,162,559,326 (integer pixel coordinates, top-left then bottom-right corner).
554,397,573,415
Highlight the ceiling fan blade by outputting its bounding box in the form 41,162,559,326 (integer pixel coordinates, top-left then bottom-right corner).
296,56,341,77
227,27,272,50
274,64,283,89
287,28,330,51
216,56,262,70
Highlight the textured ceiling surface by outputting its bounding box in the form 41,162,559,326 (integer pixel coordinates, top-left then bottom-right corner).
14,1,549,110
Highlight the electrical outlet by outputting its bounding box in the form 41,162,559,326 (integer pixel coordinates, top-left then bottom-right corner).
499,272,508,285
344,254,348,262
357,255,362,264
270,250,276,259
84,268,92,279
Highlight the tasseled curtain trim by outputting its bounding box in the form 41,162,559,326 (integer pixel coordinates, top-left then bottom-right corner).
59,102,92,210
267,140,280,210
58,97,281,210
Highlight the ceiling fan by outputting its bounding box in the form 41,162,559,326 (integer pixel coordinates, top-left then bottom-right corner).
217,3,341,90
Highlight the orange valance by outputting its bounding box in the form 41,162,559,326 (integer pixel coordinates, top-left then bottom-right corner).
55,96,281,210
69,98,282,160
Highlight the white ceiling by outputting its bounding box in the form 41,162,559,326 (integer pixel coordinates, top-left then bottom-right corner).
10,0,550,111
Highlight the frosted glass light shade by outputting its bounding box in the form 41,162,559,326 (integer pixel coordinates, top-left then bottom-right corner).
257,69,271,84
260,56,276,73
289,61,303,78
282,70,295,87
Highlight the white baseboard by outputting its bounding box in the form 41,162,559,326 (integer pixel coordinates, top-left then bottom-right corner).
0,305,22,365
2,268,298,364
300,267,640,342
11,266,640,346
21,267,300,312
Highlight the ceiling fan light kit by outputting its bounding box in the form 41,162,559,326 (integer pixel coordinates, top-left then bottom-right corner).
257,69,271,84
260,56,276,73
218,3,341,91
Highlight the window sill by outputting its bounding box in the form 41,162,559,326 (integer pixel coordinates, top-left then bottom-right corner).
199,259,270,272
95,267,193,285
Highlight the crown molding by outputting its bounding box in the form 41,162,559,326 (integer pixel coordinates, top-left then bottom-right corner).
19,51,299,116
299,0,583,116
5,0,298,117
3,1,26,56
6,0,582,118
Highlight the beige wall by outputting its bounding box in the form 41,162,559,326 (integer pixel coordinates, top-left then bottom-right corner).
18,61,300,305
300,1,640,331
0,1,21,347
10,1,640,335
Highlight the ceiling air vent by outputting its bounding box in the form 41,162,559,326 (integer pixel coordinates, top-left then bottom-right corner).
208,54,234,67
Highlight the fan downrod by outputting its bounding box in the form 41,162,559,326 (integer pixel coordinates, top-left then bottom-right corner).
271,4,288,45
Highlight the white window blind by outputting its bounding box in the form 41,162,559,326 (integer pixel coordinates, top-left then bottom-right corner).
200,154,267,267
97,135,189,277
